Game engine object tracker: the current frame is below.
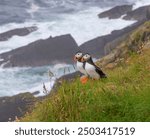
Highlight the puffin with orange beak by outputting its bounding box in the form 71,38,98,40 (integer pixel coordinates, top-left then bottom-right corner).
74,51,88,77
81,53,107,79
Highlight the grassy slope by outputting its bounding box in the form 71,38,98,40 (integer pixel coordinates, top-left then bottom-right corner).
21,22,150,122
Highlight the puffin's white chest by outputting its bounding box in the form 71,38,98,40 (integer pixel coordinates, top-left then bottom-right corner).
85,63,100,79
77,61,87,76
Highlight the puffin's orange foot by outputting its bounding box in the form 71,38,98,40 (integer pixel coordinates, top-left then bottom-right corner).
80,76,89,84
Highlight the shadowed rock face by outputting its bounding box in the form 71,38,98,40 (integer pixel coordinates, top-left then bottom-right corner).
0,34,79,67
80,20,146,58
123,5,150,21
0,93,37,122
0,26,38,41
98,5,133,19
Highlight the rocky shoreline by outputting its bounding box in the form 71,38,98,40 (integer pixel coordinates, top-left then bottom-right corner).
0,4,150,122
98,5,133,19
0,72,81,122
0,92,38,122
0,5,149,68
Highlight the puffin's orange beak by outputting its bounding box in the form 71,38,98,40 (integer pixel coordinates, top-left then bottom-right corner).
74,56,77,61
81,57,85,62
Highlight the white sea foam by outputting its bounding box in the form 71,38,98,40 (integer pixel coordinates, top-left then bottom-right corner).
0,64,76,97
0,58,4,62
131,0,150,10
26,0,40,18
29,78,56,97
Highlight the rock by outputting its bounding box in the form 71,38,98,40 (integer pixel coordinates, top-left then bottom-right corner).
0,34,79,67
59,71,81,81
123,5,150,21
0,92,37,122
105,63,117,69
98,4,150,21
96,48,121,67
145,41,150,48
51,71,81,94
0,26,38,41
98,5,133,19
97,20,150,69
32,91,40,96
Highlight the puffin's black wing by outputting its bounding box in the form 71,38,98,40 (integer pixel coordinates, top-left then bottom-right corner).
83,62,86,69
88,57,107,78
92,60,107,78
95,67,107,78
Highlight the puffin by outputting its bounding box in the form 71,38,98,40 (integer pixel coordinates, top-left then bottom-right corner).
74,51,88,76
81,53,107,80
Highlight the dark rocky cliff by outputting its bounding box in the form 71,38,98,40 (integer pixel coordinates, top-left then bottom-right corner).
80,20,146,58
0,34,79,67
98,5,133,19
99,4,150,21
123,5,150,21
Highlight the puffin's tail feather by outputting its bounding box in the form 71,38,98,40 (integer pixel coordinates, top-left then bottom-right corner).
100,73,107,78
96,68,107,78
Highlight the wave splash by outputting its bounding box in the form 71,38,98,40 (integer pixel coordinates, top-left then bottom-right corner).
0,64,76,97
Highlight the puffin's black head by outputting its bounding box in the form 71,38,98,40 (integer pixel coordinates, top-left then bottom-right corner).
74,51,83,62
81,53,91,62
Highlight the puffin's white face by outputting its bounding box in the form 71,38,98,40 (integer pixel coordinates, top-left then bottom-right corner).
81,54,91,62
74,52,83,61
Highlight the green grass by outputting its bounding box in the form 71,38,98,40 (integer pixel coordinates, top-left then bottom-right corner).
21,48,150,122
